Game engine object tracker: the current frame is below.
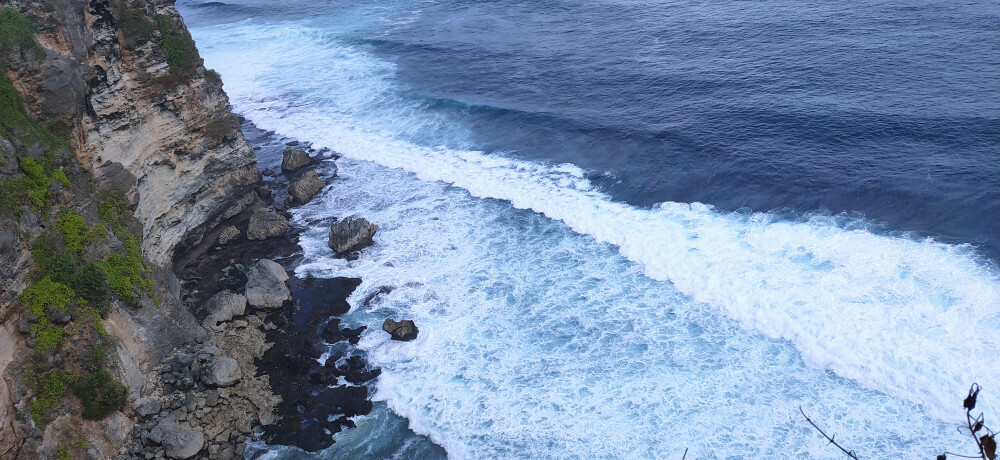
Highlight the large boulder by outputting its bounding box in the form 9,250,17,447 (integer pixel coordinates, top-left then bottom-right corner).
202,290,247,330
247,209,289,240
382,318,418,341
289,170,326,205
328,217,378,254
281,148,313,172
134,396,161,420
245,259,290,309
162,428,205,459
202,356,241,387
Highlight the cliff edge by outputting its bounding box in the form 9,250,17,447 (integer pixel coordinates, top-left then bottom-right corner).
0,0,271,458
6,0,260,267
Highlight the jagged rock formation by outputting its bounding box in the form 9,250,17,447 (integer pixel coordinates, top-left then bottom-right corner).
288,170,325,204
5,0,260,267
328,217,378,254
0,1,273,458
280,148,312,172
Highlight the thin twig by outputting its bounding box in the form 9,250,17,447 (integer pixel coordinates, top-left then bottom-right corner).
942,452,987,459
800,406,860,459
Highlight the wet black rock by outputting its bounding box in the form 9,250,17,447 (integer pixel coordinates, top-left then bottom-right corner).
382,318,419,341
340,326,366,345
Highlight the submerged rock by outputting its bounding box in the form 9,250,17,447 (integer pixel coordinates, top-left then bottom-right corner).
328,217,378,254
289,170,325,205
245,259,291,309
382,318,418,341
281,148,313,172
247,209,289,240
218,225,241,245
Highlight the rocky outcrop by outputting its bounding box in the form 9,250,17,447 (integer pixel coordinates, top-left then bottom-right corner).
202,290,246,331
247,209,289,240
328,217,379,253
244,259,290,309
281,148,313,172
289,170,325,204
4,0,262,266
382,318,419,341
125,327,278,459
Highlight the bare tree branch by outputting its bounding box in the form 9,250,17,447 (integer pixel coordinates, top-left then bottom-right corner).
799,406,860,459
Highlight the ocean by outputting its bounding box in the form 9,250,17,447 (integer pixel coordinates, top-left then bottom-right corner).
176,0,1000,458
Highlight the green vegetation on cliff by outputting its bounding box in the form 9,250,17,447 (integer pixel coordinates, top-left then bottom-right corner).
0,75,67,149
155,13,194,73
73,369,128,420
0,7,44,60
98,193,155,305
117,7,154,41
0,76,130,429
24,367,73,426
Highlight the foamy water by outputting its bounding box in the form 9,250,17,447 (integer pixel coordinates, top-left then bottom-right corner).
185,19,1000,459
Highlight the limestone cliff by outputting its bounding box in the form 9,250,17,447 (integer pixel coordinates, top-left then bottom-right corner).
5,0,260,267
0,0,270,458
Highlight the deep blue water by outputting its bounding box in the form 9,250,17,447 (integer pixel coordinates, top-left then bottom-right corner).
186,0,1000,255
177,1,1000,458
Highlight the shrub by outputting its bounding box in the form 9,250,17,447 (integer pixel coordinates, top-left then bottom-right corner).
97,193,127,229
98,253,150,306
97,193,153,305
20,276,75,318
161,35,192,73
30,233,111,316
50,169,70,187
57,210,91,253
72,369,127,420
154,13,171,35
117,8,154,41
74,262,110,317
24,368,73,426
153,13,194,73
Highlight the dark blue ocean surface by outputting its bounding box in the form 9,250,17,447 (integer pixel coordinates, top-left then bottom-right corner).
184,0,1000,256
178,1,1000,458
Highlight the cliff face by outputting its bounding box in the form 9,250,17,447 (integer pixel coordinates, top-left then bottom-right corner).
6,0,260,266
0,0,270,458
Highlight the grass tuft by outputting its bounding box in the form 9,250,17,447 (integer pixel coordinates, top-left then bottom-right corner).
0,7,44,60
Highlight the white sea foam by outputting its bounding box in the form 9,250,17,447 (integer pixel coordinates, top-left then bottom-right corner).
188,21,1000,457
291,158,972,458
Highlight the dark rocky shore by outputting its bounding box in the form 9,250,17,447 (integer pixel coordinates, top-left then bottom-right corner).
164,120,391,454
